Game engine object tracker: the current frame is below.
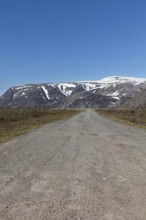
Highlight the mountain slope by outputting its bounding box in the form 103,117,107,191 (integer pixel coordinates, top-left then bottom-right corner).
122,90,146,109
0,76,146,108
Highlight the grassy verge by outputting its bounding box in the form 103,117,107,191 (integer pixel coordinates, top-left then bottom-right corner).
0,108,82,143
96,109,146,129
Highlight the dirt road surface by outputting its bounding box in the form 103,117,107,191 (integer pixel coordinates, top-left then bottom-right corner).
0,109,146,220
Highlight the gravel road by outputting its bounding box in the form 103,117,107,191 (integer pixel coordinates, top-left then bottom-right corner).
0,109,146,220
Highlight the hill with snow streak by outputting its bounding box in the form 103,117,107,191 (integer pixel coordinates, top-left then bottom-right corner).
0,76,146,108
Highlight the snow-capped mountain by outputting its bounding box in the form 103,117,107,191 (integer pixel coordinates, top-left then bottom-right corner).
96,76,146,85
0,76,146,108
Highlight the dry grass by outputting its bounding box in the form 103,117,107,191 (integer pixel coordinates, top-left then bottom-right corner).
96,108,146,129
0,108,82,142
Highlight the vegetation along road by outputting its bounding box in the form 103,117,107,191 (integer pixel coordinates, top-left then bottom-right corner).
0,109,146,220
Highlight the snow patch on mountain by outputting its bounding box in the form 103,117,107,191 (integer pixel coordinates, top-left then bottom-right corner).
79,83,97,91
13,85,32,90
56,83,76,96
13,90,25,98
107,90,120,100
41,86,50,100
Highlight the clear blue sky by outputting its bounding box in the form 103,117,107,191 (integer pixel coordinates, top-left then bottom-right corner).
0,0,146,95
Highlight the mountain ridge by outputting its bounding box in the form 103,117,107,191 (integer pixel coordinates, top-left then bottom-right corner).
1,76,146,108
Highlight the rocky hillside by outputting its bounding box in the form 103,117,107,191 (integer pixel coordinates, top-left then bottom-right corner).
122,90,146,109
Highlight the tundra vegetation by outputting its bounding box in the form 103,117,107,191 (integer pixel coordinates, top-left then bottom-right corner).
0,108,82,142
96,109,146,129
